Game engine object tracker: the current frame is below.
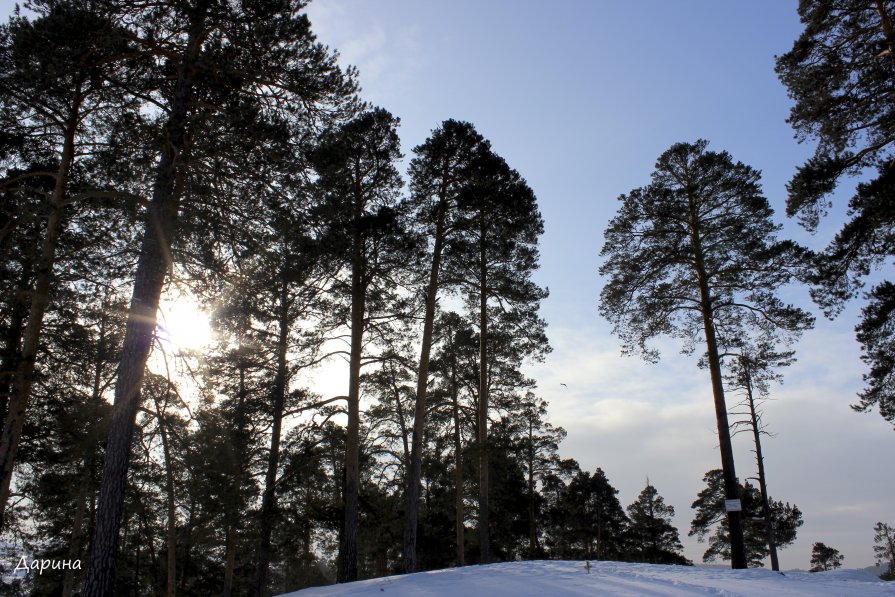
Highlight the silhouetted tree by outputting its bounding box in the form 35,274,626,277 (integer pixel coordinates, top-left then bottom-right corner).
312,108,414,582
689,469,802,567
85,2,356,593
626,483,690,565
600,140,813,568
0,1,137,528
874,521,895,580
810,542,843,572
776,0,895,428
445,144,549,563
402,120,488,572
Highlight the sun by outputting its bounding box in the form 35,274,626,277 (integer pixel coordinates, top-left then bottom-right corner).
157,294,213,352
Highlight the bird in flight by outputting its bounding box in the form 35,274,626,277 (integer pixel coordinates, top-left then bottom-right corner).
560,383,568,388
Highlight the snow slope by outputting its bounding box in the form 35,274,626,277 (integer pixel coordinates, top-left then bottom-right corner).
279,560,895,596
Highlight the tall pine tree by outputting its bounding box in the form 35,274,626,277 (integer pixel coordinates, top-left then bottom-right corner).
599,140,813,569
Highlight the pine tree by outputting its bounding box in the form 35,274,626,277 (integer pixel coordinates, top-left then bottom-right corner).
626,483,690,565
549,468,629,561
85,3,356,593
776,1,895,428
443,143,549,563
689,469,802,567
402,120,488,572
874,522,895,580
600,140,813,569
725,342,795,571
0,1,138,528
311,108,414,582
809,542,844,572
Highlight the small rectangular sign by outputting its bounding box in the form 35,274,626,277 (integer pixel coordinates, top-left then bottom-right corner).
724,499,742,512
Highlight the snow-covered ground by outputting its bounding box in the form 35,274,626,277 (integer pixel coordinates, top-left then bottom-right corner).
279,560,895,596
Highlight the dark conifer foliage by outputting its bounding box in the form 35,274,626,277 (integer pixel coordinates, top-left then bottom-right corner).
0,0,141,529
83,2,357,593
873,522,895,580
310,107,416,582
776,0,895,428
544,468,629,561
0,1,777,594
446,143,550,564
689,469,802,568
626,483,690,565
402,120,488,572
809,542,844,572
599,140,813,569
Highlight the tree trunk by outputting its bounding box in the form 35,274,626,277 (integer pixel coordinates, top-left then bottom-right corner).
222,526,236,597
254,283,291,597
687,194,747,570
339,191,366,582
0,96,81,529
83,13,206,592
527,417,536,559
0,264,32,422
742,357,779,571
404,197,448,573
61,471,91,597
477,216,490,564
157,406,177,597
449,330,465,566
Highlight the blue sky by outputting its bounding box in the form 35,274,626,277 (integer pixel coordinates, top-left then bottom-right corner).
305,0,894,569
2,0,891,571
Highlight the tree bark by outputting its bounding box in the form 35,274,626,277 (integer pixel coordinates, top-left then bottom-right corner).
0,95,81,528
404,195,448,573
687,193,747,570
83,11,206,593
254,283,291,597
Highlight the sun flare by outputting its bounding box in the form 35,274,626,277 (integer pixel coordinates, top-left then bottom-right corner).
157,295,213,352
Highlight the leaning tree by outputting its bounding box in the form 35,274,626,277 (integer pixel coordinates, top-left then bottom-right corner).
599,140,813,569
776,0,895,428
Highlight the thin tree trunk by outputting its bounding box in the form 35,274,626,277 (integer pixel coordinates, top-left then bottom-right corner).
254,283,291,597
157,403,177,597
687,193,746,570
404,196,448,573
339,184,366,582
63,299,109,597
223,324,250,597
477,216,490,564
222,526,236,597
178,498,195,593
0,96,81,528
527,416,536,559
449,330,465,566
62,472,91,597
742,357,779,571
83,10,207,592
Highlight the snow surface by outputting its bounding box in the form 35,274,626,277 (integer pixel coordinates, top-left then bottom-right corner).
279,560,895,596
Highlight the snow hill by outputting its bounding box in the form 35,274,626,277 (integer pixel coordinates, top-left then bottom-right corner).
279,560,895,596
